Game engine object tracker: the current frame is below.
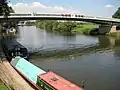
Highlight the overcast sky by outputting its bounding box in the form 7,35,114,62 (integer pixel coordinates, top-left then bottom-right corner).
8,0,120,17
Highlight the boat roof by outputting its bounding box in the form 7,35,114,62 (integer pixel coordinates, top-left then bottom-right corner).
11,56,46,84
38,71,83,90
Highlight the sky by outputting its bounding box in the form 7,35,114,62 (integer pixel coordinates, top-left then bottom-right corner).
8,0,120,17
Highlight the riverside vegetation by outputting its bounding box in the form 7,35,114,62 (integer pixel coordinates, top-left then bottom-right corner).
32,20,97,35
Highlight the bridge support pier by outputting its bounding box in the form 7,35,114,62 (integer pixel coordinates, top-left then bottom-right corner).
98,25,118,34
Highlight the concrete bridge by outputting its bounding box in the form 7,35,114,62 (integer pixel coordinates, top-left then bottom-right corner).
0,13,120,34
0,13,120,24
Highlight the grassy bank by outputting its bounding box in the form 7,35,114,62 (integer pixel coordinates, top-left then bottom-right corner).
0,81,9,90
72,24,97,34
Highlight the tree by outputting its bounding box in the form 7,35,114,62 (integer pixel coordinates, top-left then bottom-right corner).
52,21,59,31
9,6,14,13
0,0,14,16
57,22,68,32
112,7,120,19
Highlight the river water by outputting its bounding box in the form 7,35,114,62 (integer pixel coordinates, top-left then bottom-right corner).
16,26,120,90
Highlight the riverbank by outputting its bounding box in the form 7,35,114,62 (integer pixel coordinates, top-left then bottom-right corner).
72,24,97,34
0,80,9,90
35,20,97,35
0,59,35,90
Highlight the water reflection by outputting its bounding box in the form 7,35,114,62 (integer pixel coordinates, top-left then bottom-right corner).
98,35,120,48
98,36,115,48
17,26,40,48
98,35,120,58
95,36,120,67
17,26,98,52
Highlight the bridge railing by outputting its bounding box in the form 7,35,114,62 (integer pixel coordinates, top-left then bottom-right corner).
93,17,120,22
0,14,120,23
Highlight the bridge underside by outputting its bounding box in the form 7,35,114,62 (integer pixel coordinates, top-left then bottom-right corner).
99,25,120,34
0,17,120,25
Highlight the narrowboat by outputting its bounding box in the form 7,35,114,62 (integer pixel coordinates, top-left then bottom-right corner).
11,56,83,90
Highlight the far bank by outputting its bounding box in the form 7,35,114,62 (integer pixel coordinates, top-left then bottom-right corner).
26,20,97,35
26,20,120,36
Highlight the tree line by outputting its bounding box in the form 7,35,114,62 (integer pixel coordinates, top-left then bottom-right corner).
35,20,77,33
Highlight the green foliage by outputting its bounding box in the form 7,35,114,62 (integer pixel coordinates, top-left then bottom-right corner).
52,21,59,31
36,20,77,33
0,2,15,16
0,81,9,90
72,24,96,34
9,7,14,13
112,7,120,19
35,20,96,34
26,22,36,26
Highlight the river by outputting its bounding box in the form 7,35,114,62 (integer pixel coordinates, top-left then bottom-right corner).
16,26,120,90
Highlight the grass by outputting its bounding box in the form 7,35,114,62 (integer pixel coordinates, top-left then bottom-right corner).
72,24,97,34
0,81,9,90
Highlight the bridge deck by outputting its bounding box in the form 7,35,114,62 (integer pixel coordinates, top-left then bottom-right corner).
0,15,120,24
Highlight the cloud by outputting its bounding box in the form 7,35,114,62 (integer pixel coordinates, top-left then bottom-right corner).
105,4,114,8
10,2,80,14
9,2,116,17
8,3,12,7
32,2,46,8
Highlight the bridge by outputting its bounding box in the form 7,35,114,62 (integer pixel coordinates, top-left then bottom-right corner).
0,13,120,34
0,13,120,25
